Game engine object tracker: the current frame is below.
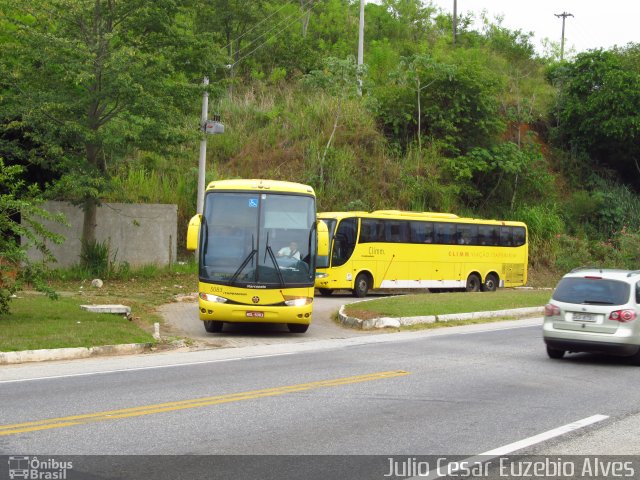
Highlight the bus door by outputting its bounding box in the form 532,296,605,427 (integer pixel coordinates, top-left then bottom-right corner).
331,217,358,279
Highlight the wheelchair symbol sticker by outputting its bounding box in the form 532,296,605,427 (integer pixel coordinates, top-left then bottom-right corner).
248,198,258,208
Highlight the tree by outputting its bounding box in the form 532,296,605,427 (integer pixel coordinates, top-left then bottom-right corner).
395,54,455,150
303,56,366,181
0,0,219,254
551,47,640,187
374,48,503,154
0,159,63,314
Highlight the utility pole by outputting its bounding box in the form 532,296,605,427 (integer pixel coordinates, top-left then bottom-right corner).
357,0,364,95
452,0,457,45
555,12,573,61
197,76,209,217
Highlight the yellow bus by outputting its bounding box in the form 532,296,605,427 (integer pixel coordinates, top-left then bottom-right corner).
187,179,328,333
315,210,527,297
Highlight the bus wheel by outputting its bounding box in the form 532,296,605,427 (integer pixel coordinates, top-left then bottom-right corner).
318,288,333,296
204,320,223,333
465,273,481,292
482,273,499,292
353,273,370,298
288,323,309,333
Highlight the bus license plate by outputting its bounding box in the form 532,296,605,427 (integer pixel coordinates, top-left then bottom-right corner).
573,312,596,322
246,311,264,318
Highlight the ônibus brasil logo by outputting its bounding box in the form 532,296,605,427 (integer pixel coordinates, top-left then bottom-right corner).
8,456,73,480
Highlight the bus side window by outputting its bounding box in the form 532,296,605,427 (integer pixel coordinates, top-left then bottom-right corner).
478,225,499,246
387,220,409,243
512,226,526,246
457,225,477,245
359,219,376,243
435,223,455,244
409,221,434,243
376,220,386,242
500,227,513,246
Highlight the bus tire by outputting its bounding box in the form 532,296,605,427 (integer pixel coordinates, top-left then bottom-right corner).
318,288,333,296
204,320,223,333
482,273,499,292
465,273,481,292
353,273,370,298
288,323,309,333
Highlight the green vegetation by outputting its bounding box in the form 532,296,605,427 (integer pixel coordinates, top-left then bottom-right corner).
1,294,154,352
0,159,64,314
0,263,198,351
1,2,639,321
343,289,551,320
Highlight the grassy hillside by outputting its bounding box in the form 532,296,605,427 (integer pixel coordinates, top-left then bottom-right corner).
103,78,640,278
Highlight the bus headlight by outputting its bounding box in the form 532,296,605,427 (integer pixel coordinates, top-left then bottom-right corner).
284,297,313,307
199,293,228,303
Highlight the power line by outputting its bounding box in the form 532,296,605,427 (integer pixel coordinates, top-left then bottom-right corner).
230,0,319,68
231,0,315,61
220,0,307,54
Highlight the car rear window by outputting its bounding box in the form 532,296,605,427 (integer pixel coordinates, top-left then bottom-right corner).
552,277,630,306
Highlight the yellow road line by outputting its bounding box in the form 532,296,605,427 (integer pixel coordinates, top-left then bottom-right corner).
0,370,409,436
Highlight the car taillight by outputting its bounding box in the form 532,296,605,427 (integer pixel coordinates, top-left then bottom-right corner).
544,304,561,316
609,310,637,322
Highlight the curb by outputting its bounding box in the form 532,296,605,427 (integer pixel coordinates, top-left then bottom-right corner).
0,343,153,365
338,304,544,330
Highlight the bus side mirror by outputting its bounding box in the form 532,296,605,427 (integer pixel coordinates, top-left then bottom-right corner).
186,214,201,251
316,219,329,267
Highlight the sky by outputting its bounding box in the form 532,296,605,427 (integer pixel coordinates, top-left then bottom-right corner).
427,0,640,56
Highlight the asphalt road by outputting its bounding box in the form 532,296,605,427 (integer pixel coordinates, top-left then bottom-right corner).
3,319,640,455
2,297,640,479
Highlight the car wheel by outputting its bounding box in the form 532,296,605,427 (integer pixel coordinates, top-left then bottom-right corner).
627,347,640,366
465,273,481,292
482,273,499,292
353,273,369,298
318,288,333,297
204,320,223,333
546,345,565,359
288,323,309,333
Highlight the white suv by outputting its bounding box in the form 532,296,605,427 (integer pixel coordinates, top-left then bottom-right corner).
543,268,640,364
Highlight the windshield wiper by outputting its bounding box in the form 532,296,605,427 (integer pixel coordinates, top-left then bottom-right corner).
264,232,285,287
230,249,257,285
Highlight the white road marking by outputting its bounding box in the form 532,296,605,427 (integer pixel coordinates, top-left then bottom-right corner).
419,414,610,479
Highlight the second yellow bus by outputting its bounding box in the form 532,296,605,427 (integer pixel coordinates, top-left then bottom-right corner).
315,210,528,297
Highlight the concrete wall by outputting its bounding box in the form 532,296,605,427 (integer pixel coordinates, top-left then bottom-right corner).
26,201,178,268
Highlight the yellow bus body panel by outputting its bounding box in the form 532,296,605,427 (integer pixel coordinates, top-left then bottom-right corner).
197,282,314,325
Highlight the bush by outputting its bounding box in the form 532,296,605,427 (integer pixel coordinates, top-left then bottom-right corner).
514,204,564,268
0,160,63,314
80,239,117,278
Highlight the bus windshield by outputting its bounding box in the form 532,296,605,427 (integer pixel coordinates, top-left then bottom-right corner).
200,191,316,287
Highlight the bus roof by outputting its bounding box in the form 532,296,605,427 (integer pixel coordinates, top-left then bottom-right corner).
372,210,459,219
318,210,526,227
206,179,315,195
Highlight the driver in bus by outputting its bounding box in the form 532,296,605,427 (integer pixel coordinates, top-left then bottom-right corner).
277,241,301,260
